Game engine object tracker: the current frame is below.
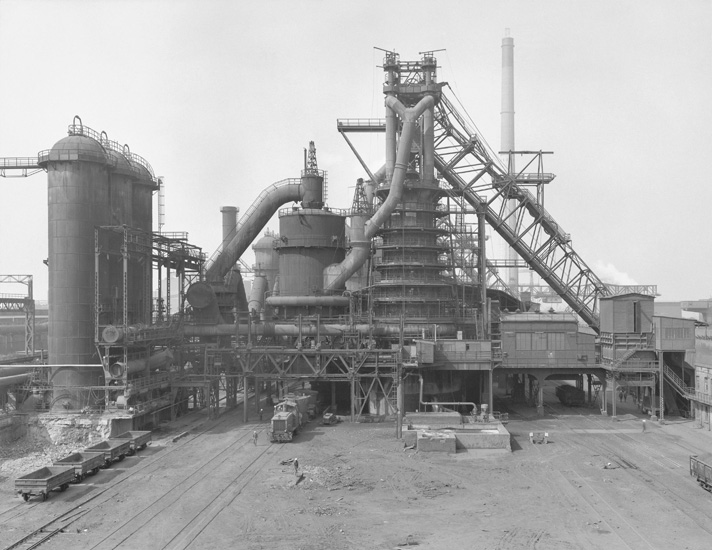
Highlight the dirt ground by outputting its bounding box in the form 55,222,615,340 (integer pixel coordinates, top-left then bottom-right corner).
1,385,712,550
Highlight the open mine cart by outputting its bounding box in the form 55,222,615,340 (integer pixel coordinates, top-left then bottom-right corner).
109,430,152,455
53,451,106,481
84,439,131,468
15,466,76,502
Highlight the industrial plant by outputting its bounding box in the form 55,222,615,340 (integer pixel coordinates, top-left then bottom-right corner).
1,39,711,457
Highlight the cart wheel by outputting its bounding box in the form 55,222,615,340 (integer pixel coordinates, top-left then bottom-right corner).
92,467,100,475
140,443,148,450
127,448,135,456
118,454,125,462
22,493,30,502
41,492,48,502
102,460,111,469
59,483,68,492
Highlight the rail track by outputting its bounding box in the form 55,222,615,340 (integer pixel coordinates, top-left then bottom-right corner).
2,401,258,550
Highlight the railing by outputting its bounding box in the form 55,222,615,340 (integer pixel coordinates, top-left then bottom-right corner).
663,364,695,397
67,121,156,182
0,157,40,169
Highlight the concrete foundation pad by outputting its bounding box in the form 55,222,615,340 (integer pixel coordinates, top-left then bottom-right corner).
417,431,457,453
405,421,511,452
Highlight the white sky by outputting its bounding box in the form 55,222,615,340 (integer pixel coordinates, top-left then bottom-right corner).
1,0,710,302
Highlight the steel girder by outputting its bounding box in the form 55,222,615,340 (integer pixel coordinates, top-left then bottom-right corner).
433,93,607,331
234,348,398,380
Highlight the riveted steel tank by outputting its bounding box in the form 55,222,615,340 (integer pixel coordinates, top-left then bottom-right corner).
39,124,156,410
275,208,345,297
41,133,110,407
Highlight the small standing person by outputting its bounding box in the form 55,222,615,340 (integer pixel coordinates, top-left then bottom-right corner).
294,457,299,477
259,408,264,421
642,419,647,433
253,430,258,445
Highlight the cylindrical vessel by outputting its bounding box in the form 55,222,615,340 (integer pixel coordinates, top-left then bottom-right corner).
40,125,156,410
276,209,345,296
248,275,268,315
43,134,111,407
252,233,279,292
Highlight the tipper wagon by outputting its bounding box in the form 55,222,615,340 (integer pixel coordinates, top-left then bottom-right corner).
84,439,131,468
53,451,105,481
109,430,152,455
15,466,75,502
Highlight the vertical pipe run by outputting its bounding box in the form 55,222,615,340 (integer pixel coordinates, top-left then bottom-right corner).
221,206,238,252
385,100,397,183
422,105,435,180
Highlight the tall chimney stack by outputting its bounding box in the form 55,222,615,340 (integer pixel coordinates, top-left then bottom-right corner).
500,29,519,294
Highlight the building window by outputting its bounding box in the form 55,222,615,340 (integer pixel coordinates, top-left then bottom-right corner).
547,333,566,350
515,333,531,350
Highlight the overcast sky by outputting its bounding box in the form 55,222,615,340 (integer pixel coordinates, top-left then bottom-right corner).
1,0,710,303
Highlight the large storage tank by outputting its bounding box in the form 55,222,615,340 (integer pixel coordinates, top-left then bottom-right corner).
38,119,156,410
274,208,346,297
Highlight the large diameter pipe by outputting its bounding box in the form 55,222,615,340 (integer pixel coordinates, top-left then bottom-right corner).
109,348,173,378
206,180,302,282
324,95,434,291
0,373,32,387
265,296,349,307
0,366,36,377
183,322,457,338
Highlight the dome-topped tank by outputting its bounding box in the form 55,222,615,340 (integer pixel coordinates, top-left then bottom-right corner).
38,117,157,410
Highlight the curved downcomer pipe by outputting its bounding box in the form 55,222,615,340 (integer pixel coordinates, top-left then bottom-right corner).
324,95,435,292
205,179,309,283
184,322,456,338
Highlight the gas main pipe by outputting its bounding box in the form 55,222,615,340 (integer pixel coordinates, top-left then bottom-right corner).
324,94,435,292
183,322,457,338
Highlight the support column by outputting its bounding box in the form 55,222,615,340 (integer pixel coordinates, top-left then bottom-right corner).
350,375,356,422
255,377,261,417
659,353,665,423
537,381,544,416
587,374,592,404
488,370,493,413
396,361,403,439
243,378,248,423
612,374,617,418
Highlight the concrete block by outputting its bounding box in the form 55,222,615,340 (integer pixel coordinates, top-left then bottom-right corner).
417,431,457,453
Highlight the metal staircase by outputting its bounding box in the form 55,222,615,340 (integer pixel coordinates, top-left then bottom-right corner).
663,364,694,399
432,92,608,331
